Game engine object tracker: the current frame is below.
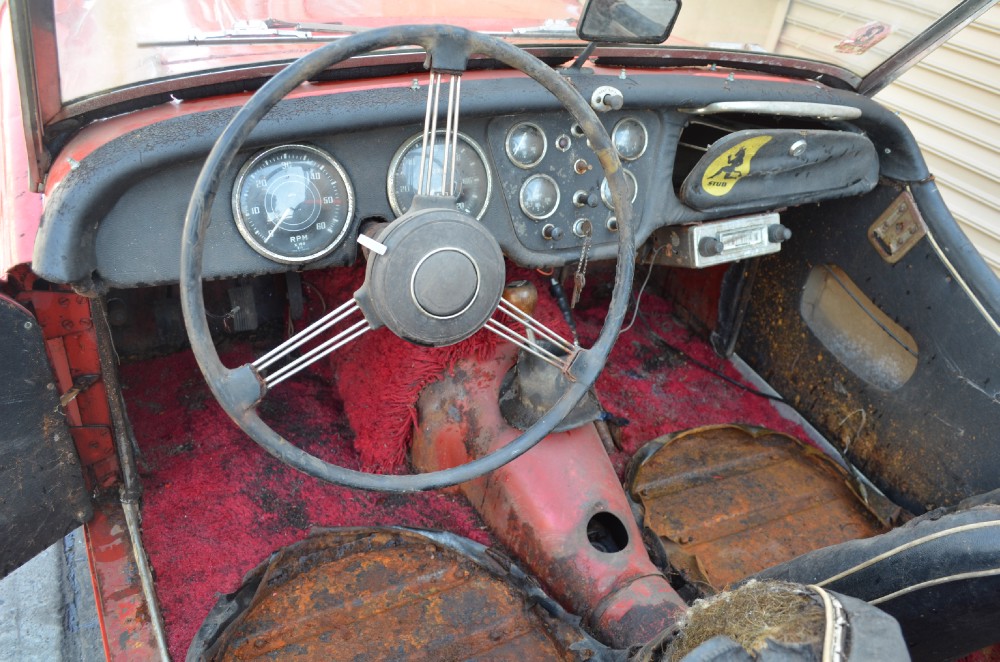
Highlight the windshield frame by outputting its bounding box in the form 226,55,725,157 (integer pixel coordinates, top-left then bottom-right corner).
7,0,995,191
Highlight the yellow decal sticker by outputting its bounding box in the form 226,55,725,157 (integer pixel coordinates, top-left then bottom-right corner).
701,136,772,197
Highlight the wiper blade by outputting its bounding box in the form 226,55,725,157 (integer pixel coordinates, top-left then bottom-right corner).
505,18,577,36
263,18,370,35
139,18,582,48
137,19,364,47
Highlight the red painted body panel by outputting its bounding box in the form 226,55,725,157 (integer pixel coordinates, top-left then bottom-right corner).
84,500,160,661
412,343,686,648
11,268,120,488
0,4,43,277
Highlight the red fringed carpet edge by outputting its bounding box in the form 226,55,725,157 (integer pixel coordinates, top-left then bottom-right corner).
119,265,809,658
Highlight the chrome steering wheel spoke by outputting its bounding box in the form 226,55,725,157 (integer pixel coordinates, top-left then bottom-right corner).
251,297,370,389
485,298,580,376
417,72,463,199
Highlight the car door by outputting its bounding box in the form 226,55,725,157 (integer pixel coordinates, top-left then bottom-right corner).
1,293,92,578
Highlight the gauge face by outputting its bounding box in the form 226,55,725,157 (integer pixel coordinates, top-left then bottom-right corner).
613,118,648,161
600,169,638,209
232,145,354,264
388,131,492,219
506,122,547,168
519,174,561,221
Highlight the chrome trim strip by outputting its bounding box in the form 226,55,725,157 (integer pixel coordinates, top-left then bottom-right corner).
925,229,1000,336
121,493,170,660
679,101,862,120
870,568,1000,605
593,47,862,88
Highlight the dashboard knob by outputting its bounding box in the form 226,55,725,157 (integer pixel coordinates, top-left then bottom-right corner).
573,190,599,208
542,224,563,241
768,224,792,243
698,236,725,257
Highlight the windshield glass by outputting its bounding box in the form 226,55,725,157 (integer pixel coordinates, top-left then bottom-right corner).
54,0,963,102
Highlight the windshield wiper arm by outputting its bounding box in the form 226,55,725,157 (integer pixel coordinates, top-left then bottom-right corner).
263,18,369,34
140,18,581,48
137,19,364,47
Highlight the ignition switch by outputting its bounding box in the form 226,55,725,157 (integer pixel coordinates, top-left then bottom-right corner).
591,86,624,112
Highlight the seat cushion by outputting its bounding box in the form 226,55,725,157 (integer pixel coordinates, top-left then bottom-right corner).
753,490,1000,661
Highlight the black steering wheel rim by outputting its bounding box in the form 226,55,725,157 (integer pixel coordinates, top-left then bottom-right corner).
180,25,636,492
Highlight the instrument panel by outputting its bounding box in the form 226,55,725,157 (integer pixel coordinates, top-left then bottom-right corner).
226,111,659,267
486,111,658,254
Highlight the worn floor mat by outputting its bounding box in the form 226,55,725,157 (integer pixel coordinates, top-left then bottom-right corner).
120,266,811,657
190,528,610,661
627,425,891,592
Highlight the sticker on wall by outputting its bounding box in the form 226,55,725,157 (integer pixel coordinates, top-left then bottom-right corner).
836,21,892,55
701,135,772,197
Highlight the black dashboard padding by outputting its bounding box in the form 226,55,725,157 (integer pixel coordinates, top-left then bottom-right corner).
752,490,1000,662
33,72,930,290
680,129,878,213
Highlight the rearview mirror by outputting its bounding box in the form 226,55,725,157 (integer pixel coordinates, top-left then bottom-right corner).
577,0,681,44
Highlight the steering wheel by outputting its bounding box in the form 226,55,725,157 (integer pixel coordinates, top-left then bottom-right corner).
180,25,636,492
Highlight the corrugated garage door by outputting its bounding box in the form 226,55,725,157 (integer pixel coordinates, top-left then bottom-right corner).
776,3,1000,277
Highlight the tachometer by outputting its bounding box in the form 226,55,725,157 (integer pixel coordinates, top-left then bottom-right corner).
232,145,355,264
387,131,492,219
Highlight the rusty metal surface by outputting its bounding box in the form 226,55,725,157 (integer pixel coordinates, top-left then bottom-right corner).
85,499,161,661
201,528,606,661
10,267,121,490
412,344,686,649
628,425,887,591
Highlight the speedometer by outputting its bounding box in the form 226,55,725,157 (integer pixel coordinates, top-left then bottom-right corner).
232,145,355,264
387,131,492,219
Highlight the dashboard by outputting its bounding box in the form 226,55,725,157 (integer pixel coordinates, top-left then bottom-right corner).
227,111,655,266
34,70,918,292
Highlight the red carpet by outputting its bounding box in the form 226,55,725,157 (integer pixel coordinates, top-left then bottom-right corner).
119,265,808,658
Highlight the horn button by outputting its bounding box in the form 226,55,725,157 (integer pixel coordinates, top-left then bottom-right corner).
412,248,480,318
358,208,506,347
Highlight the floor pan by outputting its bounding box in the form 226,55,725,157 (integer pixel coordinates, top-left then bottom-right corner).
627,425,891,592
191,528,610,661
